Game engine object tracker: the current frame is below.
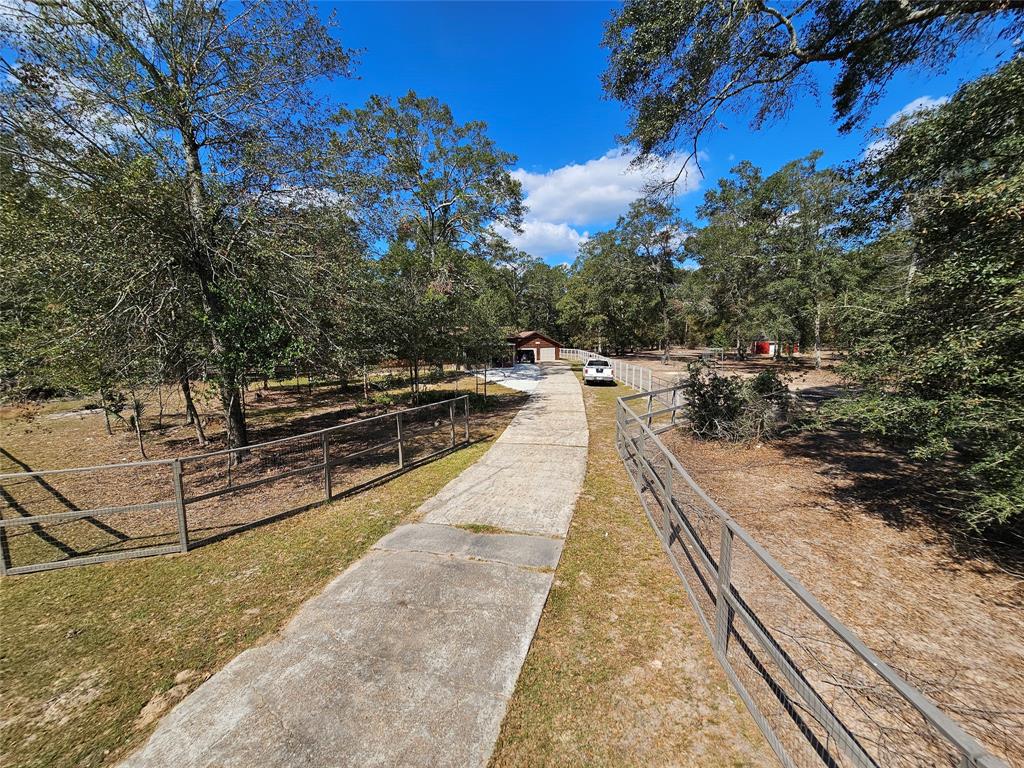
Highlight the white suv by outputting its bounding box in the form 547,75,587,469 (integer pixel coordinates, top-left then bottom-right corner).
583,358,615,385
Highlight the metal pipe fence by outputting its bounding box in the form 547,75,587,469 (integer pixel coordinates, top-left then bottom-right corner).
561,347,679,393
614,383,1007,768
0,395,471,576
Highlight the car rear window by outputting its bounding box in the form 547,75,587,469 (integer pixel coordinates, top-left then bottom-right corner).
586,360,611,367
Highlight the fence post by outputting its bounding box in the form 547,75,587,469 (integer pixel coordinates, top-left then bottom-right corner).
173,459,189,554
662,454,673,542
0,524,9,577
714,520,735,656
449,400,456,448
646,393,654,428
396,414,405,469
463,396,470,443
321,432,332,500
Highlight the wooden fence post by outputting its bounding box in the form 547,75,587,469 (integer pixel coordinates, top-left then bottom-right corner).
463,397,470,443
173,459,189,554
321,432,332,500
396,414,405,469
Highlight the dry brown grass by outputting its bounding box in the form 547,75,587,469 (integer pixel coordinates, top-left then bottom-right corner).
490,372,771,768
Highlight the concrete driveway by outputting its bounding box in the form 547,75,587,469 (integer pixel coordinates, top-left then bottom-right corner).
471,363,543,393
122,364,587,768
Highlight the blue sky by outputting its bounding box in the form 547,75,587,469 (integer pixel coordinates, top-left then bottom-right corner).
321,1,1014,264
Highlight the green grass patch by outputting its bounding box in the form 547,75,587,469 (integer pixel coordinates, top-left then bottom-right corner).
0,440,494,768
489,375,769,767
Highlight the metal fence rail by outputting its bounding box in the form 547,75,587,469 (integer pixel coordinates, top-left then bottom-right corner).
614,383,1007,768
0,395,471,576
561,347,679,392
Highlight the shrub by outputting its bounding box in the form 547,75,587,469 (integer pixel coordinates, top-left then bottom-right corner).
683,362,790,442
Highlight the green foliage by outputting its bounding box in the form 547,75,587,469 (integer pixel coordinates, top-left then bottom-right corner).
0,0,355,446
602,0,1021,157
559,197,682,352
684,153,856,362
335,90,524,250
828,59,1024,530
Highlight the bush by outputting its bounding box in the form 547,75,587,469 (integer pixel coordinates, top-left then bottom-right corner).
683,362,790,442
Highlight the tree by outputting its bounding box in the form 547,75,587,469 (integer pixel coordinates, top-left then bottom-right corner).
560,230,659,353
670,268,715,349
519,261,569,340
685,161,787,355
829,58,1024,531
1,0,354,450
617,198,683,362
476,236,569,339
336,92,524,393
685,154,854,361
602,0,1023,167
336,91,524,257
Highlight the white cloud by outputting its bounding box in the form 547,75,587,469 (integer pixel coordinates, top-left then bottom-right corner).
514,148,698,227
498,148,700,259
884,95,949,126
494,220,589,259
864,95,950,160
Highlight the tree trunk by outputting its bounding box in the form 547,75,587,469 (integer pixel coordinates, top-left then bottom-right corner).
179,118,248,450
814,302,822,370
99,390,113,436
131,396,147,459
221,385,248,454
133,417,147,458
904,255,917,302
660,289,670,364
181,375,207,446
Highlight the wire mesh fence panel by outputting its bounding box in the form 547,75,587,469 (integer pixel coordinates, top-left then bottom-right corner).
615,387,1007,768
0,461,178,573
398,400,458,464
326,416,402,495
1,395,471,575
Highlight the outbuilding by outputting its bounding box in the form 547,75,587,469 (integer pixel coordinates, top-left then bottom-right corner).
509,330,562,364
751,338,799,356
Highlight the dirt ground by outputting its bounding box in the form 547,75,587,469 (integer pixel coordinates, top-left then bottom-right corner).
0,375,525,572
659,427,1024,766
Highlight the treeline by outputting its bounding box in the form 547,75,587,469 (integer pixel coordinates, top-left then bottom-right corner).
0,5,566,454
557,60,1022,532
587,0,1024,535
